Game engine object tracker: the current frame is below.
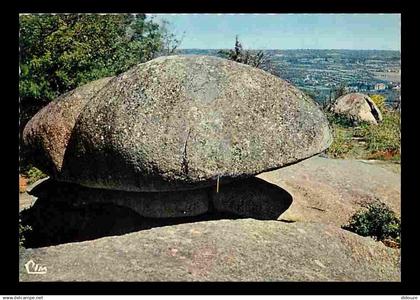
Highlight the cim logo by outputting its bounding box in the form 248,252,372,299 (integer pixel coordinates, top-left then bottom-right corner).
24,259,47,274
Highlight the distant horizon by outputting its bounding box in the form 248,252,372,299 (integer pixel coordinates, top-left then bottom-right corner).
178,48,401,52
149,14,401,51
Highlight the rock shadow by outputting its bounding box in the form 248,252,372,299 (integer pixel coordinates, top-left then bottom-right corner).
20,177,293,248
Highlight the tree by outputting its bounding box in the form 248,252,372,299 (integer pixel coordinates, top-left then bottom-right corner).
19,14,163,107
19,14,183,119
19,14,181,168
217,36,274,73
155,19,185,56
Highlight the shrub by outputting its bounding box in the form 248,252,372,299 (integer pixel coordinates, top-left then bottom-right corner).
22,166,47,185
326,112,355,128
342,200,400,244
325,110,400,161
370,94,387,112
364,111,400,154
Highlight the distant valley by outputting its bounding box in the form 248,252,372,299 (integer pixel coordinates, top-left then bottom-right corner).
177,49,401,105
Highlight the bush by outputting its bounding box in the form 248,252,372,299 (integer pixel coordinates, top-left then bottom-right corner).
342,200,400,244
326,112,356,128
19,14,165,105
370,94,387,112
364,111,400,154
325,109,400,161
21,166,47,185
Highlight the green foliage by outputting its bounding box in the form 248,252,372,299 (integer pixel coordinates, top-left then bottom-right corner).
326,125,354,157
360,111,400,155
19,14,182,169
326,109,400,161
19,14,164,105
326,112,356,128
342,200,400,243
326,112,363,158
370,94,387,112
21,166,47,185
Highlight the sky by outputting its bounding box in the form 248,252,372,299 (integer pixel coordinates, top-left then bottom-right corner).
148,14,401,51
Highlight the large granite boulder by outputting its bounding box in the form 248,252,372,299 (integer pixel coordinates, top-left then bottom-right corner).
44,55,331,191
22,77,113,176
331,93,383,125
23,55,332,192
259,156,400,226
19,219,400,281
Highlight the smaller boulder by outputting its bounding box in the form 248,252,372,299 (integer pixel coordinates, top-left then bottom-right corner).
331,93,383,125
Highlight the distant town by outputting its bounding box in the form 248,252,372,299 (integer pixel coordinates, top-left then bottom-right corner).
177,49,401,106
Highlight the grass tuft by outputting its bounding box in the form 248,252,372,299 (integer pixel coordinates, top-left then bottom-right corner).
325,109,400,162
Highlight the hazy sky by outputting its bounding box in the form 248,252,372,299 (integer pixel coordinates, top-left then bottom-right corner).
148,14,401,51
